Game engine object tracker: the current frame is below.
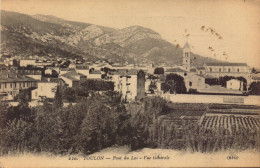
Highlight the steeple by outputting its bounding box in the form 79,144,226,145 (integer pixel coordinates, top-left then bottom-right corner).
183,42,191,72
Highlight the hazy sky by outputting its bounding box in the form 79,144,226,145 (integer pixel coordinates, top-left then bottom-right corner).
1,0,260,67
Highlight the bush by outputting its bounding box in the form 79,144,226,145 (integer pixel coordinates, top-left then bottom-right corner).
249,82,260,95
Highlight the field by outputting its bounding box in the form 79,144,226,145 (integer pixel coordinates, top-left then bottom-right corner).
199,114,260,131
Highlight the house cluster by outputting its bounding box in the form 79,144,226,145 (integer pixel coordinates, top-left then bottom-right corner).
0,42,257,102
163,42,253,92
0,55,148,101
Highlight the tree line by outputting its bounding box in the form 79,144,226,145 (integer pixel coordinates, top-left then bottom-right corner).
0,90,259,155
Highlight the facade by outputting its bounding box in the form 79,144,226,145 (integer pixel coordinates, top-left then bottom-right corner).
204,62,250,78
111,69,145,100
20,59,35,67
0,70,38,97
184,74,206,91
75,65,89,76
32,79,58,100
183,42,191,72
226,79,243,91
60,71,87,88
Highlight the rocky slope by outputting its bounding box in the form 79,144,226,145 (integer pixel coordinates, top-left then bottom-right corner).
1,10,224,65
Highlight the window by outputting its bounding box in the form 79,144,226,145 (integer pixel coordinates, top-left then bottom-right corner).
27,82,28,87
200,71,202,74
0,84,1,89
210,68,212,72
10,83,12,88
237,68,239,72
219,68,221,72
189,81,192,86
4,83,6,88
228,68,231,72
23,82,25,87
14,83,16,88
186,60,188,63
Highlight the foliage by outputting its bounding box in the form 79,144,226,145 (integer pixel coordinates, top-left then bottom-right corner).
249,82,260,95
154,67,164,74
206,76,247,91
0,94,259,155
162,74,186,94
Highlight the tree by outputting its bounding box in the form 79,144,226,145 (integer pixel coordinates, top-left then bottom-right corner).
154,67,164,74
249,82,260,95
62,87,76,102
163,74,186,94
53,86,63,109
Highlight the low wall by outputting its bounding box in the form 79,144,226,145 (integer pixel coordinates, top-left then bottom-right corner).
161,94,260,106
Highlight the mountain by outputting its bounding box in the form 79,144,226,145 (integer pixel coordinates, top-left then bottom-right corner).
1,10,224,66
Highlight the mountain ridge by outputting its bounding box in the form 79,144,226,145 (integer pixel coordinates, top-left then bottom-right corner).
1,10,225,66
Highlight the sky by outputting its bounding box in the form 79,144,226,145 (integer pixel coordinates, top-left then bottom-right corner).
1,0,260,67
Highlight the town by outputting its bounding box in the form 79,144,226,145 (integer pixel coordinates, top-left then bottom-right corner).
1,42,260,105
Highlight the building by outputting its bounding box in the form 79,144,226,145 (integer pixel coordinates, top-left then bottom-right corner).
88,70,102,79
226,79,244,91
60,71,87,88
19,59,35,67
75,64,89,76
31,78,60,100
204,62,250,78
0,70,38,98
184,74,206,91
110,69,145,100
183,42,191,72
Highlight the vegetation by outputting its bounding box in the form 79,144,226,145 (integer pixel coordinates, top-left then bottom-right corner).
162,74,186,94
205,76,247,91
154,67,164,74
249,82,260,95
0,92,259,155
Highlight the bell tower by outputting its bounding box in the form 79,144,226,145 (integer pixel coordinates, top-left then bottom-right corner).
183,42,191,72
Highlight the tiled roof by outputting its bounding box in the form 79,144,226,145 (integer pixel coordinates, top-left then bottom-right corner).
108,69,140,76
205,62,248,66
0,70,37,83
61,71,86,81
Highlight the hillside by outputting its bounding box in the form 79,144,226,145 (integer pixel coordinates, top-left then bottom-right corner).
1,10,225,66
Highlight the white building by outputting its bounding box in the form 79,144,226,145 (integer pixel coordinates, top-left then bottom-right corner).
20,59,36,67
110,69,145,100
75,65,89,76
32,78,59,100
60,71,87,88
204,62,250,78
226,79,243,91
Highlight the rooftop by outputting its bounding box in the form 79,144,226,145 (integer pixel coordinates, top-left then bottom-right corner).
60,71,86,81
0,70,37,83
205,62,248,66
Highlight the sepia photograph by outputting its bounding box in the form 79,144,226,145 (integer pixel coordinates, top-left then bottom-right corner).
0,0,260,167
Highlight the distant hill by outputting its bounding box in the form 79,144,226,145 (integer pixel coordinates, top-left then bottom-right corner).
1,10,225,66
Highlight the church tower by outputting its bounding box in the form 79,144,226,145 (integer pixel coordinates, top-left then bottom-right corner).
183,42,191,72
